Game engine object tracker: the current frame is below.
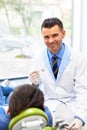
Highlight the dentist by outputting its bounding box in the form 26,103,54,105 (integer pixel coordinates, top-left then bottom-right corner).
29,17,87,130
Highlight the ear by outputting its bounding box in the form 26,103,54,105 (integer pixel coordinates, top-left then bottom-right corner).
7,107,10,114
62,30,66,38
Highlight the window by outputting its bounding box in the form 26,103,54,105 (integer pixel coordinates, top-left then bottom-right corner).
0,0,72,83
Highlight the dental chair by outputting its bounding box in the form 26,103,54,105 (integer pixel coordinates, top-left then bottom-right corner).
9,108,55,130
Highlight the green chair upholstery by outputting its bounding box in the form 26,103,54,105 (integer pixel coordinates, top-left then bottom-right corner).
9,107,53,130
43,126,52,130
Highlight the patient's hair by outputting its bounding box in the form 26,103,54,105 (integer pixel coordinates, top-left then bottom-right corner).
9,84,44,119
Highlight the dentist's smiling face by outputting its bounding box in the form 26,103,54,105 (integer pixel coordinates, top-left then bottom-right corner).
41,25,66,55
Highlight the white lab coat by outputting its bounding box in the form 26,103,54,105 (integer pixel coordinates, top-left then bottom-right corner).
31,43,87,123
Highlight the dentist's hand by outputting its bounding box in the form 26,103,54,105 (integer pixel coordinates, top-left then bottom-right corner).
29,71,40,85
64,119,82,130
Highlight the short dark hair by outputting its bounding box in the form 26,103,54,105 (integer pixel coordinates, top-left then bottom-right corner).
41,17,63,30
9,84,44,119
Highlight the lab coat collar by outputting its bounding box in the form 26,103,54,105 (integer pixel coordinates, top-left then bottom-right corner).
43,44,71,81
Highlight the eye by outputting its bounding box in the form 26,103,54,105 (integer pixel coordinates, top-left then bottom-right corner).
53,34,58,38
44,36,49,40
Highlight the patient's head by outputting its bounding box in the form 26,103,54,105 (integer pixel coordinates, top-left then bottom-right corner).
9,84,44,119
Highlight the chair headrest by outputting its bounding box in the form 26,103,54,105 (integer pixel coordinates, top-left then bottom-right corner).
9,108,48,130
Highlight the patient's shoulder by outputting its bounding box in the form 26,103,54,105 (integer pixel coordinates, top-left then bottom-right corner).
0,106,10,130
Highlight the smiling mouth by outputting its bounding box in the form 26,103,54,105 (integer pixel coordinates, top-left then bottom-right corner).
50,43,57,48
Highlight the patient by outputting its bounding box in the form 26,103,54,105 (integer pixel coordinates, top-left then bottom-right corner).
9,84,53,127
0,84,53,129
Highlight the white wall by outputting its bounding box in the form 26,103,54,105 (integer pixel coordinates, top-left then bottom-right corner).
72,0,87,55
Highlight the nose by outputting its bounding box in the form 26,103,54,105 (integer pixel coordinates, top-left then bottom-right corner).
49,37,54,43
